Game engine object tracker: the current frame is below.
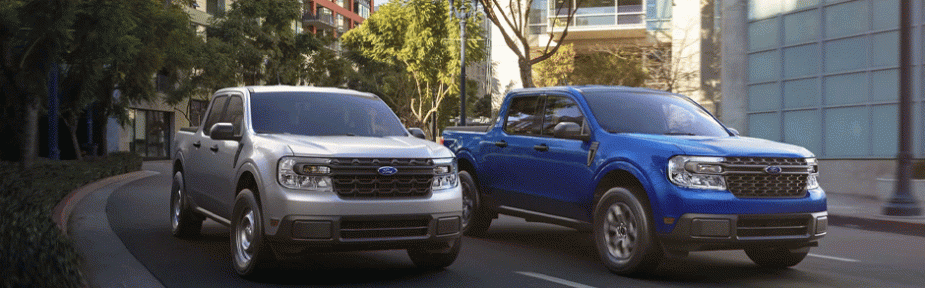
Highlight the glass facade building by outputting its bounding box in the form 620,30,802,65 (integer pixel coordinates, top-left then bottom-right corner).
742,0,918,159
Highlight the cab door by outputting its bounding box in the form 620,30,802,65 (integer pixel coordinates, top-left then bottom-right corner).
197,94,244,218
530,95,595,221
187,95,228,213
485,95,548,209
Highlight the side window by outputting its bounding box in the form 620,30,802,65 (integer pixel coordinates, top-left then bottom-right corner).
202,96,228,136
504,96,542,136
542,96,586,136
222,96,244,136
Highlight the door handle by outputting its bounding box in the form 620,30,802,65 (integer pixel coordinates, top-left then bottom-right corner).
193,141,201,148
210,145,219,152
534,144,549,152
494,141,508,148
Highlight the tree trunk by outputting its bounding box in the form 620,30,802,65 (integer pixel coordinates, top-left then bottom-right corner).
21,96,40,169
93,101,108,156
65,120,83,161
519,59,535,88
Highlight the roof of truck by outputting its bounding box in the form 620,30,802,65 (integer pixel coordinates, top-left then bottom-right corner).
213,85,377,99
509,85,673,95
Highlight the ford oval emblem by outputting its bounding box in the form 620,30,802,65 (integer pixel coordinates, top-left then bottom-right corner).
378,166,398,176
764,166,782,175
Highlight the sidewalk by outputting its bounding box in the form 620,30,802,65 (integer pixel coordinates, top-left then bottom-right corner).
826,193,925,237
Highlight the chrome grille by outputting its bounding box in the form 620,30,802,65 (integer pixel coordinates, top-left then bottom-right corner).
737,216,811,238
722,157,814,198
329,158,434,198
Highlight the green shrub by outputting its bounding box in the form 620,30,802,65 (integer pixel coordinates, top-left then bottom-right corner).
1,152,142,288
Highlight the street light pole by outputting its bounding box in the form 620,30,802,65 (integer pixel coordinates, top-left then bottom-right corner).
448,0,468,126
883,0,922,216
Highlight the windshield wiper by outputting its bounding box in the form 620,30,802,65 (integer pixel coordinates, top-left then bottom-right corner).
664,132,697,136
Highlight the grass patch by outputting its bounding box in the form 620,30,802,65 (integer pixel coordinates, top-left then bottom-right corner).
1,152,142,288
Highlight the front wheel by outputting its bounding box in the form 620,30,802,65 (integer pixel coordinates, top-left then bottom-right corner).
407,237,461,269
170,171,203,238
745,247,808,269
230,189,274,278
593,187,663,275
460,171,491,237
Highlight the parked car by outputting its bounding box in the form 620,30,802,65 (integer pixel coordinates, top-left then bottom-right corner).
442,86,827,274
171,86,462,277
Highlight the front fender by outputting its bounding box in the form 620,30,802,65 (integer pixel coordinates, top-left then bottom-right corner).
592,160,669,231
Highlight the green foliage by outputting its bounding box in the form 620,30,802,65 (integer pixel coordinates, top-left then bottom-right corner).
342,0,484,135
571,52,648,87
533,44,575,87
0,152,142,287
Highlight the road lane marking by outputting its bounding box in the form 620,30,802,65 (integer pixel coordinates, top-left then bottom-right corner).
515,271,596,288
808,253,859,263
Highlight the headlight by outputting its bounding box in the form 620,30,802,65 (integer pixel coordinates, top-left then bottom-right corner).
432,157,458,190
667,156,726,190
806,158,820,189
278,157,333,191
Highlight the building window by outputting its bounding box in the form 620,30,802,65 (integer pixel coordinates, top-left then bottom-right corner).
337,14,346,33
355,0,370,18
528,0,547,34
156,71,171,93
337,0,346,9
189,99,209,127
129,109,172,159
207,0,225,16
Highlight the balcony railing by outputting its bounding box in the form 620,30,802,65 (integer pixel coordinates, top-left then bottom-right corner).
303,12,336,30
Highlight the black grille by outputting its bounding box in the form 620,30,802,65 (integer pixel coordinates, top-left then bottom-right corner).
329,158,434,198
737,216,810,238
722,157,813,198
340,219,430,239
724,157,807,166
725,174,808,198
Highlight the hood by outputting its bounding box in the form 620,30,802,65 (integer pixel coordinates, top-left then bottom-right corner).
258,134,455,159
621,134,814,158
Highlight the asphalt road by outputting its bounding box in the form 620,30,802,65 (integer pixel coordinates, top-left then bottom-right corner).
107,163,925,287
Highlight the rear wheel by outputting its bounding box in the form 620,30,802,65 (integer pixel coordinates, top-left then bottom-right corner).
460,171,491,237
745,247,808,269
231,189,274,278
593,187,663,275
170,171,203,238
407,237,461,269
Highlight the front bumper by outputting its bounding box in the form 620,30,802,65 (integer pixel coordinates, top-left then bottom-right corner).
266,212,462,256
659,211,827,252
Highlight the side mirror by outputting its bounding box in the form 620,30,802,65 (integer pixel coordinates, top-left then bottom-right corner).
728,127,740,136
408,128,426,139
210,122,238,141
553,122,588,141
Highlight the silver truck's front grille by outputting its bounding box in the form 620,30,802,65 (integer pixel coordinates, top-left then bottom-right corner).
329,158,434,198
340,218,430,239
722,157,814,198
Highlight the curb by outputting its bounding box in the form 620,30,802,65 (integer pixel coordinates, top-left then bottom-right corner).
52,171,156,235
828,214,925,238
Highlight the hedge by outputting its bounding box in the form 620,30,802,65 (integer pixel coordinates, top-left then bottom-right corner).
1,152,142,288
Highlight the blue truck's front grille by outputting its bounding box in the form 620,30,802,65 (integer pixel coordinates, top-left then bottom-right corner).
723,157,812,198
329,158,434,198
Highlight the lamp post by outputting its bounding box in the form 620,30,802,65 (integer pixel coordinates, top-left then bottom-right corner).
883,0,922,216
447,0,469,126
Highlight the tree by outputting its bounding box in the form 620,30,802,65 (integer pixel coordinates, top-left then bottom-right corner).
478,0,582,87
1,0,75,167
571,50,647,87
532,43,575,87
342,0,484,137
60,0,199,160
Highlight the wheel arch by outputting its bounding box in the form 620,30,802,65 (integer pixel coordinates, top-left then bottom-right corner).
591,161,661,222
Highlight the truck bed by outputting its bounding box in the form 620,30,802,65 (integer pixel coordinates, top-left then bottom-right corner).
442,125,490,133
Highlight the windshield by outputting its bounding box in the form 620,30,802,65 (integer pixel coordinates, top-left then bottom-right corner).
583,91,730,137
250,91,409,137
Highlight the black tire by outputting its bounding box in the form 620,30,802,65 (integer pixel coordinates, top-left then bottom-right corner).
170,171,203,238
459,171,491,237
407,237,461,269
230,189,275,278
745,247,808,269
593,187,663,275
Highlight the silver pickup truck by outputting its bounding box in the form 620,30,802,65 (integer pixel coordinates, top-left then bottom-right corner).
170,86,463,277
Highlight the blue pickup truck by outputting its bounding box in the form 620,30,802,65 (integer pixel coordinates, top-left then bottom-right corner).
442,86,827,274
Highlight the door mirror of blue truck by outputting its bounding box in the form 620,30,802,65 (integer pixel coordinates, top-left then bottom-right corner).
727,127,740,136
553,122,589,141
408,128,427,139
210,123,238,141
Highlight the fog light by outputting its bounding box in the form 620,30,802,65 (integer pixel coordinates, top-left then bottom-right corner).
815,216,827,234
437,217,460,235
